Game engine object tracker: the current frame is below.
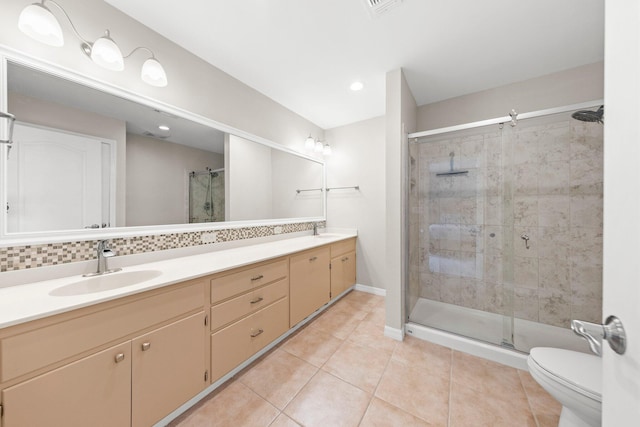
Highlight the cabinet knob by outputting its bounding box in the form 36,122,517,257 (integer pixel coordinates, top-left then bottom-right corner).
251,274,264,282
309,256,318,262
250,296,264,304
114,353,125,363
250,328,264,338
142,342,151,351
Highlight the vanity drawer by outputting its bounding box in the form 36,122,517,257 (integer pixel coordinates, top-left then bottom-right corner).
210,277,289,331
330,238,356,258
210,297,289,382
210,258,288,304
0,281,205,383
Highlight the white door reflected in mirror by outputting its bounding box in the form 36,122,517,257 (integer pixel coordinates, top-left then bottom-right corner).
7,123,115,233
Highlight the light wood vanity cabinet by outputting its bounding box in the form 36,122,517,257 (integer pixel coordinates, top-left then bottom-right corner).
0,236,357,426
0,280,207,427
289,246,331,327
330,238,357,299
209,257,290,382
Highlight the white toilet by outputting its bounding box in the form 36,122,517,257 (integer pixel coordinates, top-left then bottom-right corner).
528,347,602,427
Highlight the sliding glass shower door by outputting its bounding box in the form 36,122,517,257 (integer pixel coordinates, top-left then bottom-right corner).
407,108,604,353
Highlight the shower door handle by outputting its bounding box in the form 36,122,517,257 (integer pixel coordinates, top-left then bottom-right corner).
571,316,626,356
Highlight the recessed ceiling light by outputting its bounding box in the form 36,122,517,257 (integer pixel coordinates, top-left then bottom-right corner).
158,124,170,131
350,81,364,91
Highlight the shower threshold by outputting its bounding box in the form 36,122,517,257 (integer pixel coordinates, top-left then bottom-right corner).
407,298,590,368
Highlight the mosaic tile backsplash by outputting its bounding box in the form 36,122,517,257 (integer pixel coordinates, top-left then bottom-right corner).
0,222,323,272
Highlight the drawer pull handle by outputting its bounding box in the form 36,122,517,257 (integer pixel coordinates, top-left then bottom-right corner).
115,353,125,363
250,296,264,304
250,328,264,338
342,257,349,262
309,256,318,262
142,342,151,351
251,275,264,281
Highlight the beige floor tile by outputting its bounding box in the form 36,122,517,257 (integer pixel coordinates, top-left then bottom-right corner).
307,306,363,339
269,413,301,427
518,370,562,426
323,340,391,393
375,359,450,426
392,335,453,374
449,381,537,427
238,348,318,409
451,351,528,404
280,326,343,367
341,291,385,311
284,370,371,427
173,381,279,427
347,320,398,355
359,397,433,427
361,306,386,328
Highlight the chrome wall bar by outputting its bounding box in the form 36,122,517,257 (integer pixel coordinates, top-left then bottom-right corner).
409,99,604,141
326,185,360,192
296,188,323,194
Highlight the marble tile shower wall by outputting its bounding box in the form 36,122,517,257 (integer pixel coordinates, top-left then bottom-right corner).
0,222,322,273
409,120,603,328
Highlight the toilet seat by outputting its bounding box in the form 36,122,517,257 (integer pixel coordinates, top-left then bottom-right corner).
529,347,602,402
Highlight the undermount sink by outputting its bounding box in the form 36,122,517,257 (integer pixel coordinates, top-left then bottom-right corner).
49,270,163,297
314,233,342,239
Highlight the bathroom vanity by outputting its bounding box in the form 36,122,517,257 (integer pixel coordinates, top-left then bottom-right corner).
0,233,356,426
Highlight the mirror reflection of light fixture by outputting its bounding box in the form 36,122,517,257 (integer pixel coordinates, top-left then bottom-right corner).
18,0,168,87
304,134,315,151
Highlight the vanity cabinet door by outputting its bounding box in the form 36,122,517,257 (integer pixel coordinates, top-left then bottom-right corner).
289,246,331,327
131,312,206,427
1,342,131,427
331,250,356,299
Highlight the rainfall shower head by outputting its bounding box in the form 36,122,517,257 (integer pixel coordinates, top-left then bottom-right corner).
571,106,604,124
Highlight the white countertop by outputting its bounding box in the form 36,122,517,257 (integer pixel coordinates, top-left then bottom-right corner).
0,232,356,329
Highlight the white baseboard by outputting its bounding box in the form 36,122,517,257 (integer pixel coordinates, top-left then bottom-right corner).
354,283,386,296
384,325,404,341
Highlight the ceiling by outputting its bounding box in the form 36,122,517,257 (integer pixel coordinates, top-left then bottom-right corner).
104,0,604,130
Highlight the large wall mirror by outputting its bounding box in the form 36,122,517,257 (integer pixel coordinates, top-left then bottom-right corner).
0,58,325,241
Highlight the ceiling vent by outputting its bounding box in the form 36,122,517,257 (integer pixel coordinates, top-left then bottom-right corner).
363,0,403,18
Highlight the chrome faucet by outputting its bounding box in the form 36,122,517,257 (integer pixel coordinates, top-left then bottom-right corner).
313,223,319,236
84,240,122,277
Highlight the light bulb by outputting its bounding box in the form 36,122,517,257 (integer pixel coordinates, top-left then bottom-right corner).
18,2,64,47
305,135,315,151
141,57,168,87
90,31,124,71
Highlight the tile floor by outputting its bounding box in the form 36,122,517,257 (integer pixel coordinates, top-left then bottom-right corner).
169,291,561,427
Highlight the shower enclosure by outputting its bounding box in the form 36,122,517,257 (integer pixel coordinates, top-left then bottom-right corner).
407,104,604,353
189,168,225,223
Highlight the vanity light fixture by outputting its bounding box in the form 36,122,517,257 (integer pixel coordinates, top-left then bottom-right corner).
18,0,168,87
322,142,332,156
314,139,324,153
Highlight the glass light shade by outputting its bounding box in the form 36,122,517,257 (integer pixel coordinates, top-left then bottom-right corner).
141,57,168,87
314,140,324,153
90,34,124,71
322,143,332,156
18,3,64,47
304,135,315,151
